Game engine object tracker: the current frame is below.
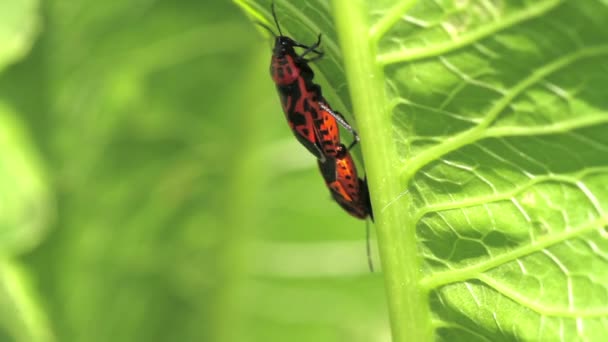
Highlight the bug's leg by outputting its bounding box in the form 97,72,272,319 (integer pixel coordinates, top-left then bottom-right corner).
345,138,359,151
297,34,323,60
301,51,324,63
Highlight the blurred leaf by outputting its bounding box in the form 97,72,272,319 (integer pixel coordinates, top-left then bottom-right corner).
0,100,53,342
0,2,53,340
0,0,40,73
30,1,269,341
3,0,389,341
0,101,52,256
0,260,54,342
239,0,608,341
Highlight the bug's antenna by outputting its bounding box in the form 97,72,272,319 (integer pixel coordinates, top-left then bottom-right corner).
271,2,283,36
366,219,374,272
255,21,277,37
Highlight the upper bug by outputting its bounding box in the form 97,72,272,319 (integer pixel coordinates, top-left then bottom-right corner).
257,4,360,161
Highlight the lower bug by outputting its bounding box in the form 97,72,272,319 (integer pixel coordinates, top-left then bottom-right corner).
317,144,373,220
318,144,374,270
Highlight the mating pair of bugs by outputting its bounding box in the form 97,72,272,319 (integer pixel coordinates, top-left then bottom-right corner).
258,3,374,222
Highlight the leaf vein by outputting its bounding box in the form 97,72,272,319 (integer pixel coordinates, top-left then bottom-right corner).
400,45,608,186
420,216,608,290
377,0,564,65
477,274,608,318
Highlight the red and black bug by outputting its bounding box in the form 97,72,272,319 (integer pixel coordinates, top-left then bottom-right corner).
258,3,359,161
317,144,373,221
318,144,374,270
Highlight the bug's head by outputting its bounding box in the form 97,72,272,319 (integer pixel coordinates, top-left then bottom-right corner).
269,36,301,85
255,3,296,56
265,2,304,84
266,2,296,56
273,36,297,56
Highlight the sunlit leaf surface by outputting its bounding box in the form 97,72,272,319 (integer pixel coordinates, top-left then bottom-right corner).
241,0,608,340
0,0,39,73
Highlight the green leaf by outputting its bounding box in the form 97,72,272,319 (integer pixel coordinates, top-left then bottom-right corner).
0,101,52,256
0,101,53,342
5,1,388,341
238,0,608,340
0,260,54,342
0,0,40,73
0,3,54,340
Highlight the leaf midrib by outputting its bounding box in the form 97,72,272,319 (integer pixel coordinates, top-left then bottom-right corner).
333,1,433,341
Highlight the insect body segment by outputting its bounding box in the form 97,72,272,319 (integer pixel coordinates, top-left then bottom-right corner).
318,144,373,221
317,101,360,154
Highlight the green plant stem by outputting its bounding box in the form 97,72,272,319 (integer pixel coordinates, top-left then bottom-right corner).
332,1,433,341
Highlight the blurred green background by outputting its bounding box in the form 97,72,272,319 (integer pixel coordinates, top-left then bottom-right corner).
0,1,388,341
